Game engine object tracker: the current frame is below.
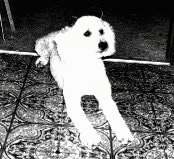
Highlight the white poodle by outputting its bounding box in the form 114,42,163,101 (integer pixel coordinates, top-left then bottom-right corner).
35,15,134,147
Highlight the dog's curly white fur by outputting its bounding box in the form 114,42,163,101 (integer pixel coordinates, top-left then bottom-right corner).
35,16,134,147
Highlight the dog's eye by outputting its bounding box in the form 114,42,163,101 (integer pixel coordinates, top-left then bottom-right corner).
99,29,104,35
84,30,91,37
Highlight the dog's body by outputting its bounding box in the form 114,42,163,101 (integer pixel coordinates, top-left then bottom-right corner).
35,16,133,147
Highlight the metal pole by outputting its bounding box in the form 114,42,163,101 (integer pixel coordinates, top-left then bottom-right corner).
0,13,5,41
166,15,174,65
4,0,16,32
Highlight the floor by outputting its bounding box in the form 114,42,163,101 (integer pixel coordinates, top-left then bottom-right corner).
0,2,173,158
1,53,174,159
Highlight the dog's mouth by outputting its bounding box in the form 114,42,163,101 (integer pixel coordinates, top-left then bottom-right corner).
99,48,108,53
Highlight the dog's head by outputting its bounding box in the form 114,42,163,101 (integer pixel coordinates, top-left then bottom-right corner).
36,16,116,62
68,16,116,59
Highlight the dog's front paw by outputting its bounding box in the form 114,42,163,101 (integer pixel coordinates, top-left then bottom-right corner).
116,129,134,145
79,129,101,148
35,57,49,68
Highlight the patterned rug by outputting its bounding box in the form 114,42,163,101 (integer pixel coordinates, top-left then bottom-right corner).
1,54,174,159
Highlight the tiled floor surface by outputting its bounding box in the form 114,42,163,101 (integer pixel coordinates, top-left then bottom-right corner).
1,54,174,159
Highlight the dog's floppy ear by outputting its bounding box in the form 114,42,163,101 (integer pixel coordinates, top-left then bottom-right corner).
35,35,60,60
50,40,61,61
35,38,49,57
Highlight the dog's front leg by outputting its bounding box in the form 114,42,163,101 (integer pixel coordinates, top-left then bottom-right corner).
63,89,101,148
35,55,49,68
96,92,134,144
35,39,57,68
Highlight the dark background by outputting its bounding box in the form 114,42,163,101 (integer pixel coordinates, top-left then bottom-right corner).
9,0,171,11
4,0,172,18
0,0,172,62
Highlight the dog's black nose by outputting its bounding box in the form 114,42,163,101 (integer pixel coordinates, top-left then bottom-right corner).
98,41,108,52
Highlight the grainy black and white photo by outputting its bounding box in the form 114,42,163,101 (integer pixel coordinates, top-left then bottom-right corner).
0,0,173,158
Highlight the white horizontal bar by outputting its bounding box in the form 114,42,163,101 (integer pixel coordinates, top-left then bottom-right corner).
0,49,170,66
0,50,38,56
103,58,170,66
